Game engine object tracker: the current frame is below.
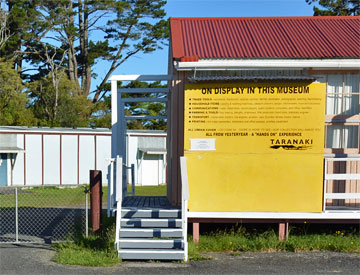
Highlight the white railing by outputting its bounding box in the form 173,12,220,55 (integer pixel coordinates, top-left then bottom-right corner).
180,156,189,262
107,158,115,217
323,157,360,211
114,155,123,250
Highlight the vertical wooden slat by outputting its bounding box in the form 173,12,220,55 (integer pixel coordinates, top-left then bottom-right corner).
177,71,186,207
348,160,354,206
326,159,333,206
171,73,179,206
339,160,345,206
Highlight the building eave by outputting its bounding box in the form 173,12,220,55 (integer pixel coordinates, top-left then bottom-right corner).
174,59,360,71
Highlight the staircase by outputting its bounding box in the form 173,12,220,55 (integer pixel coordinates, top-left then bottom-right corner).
115,196,186,261
111,156,189,261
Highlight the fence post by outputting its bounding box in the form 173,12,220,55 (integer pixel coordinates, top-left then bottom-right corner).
15,187,18,243
84,186,89,238
90,170,102,233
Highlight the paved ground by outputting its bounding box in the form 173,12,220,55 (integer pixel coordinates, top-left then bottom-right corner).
0,243,359,275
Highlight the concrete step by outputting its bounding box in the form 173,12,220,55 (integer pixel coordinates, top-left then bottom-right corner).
122,209,181,218
121,218,182,228
120,228,183,238
119,238,183,249
118,249,184,260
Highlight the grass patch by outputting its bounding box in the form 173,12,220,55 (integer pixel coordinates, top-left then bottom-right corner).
52,215,121,267
0,186,86,208
188,226,360,259
127,184,166,196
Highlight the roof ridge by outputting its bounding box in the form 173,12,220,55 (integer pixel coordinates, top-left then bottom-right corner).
170,16,359,21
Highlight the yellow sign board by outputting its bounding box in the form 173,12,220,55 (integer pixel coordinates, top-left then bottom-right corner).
184,82,326,212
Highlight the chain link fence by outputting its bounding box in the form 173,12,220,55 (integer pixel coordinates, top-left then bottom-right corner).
0,185,88,243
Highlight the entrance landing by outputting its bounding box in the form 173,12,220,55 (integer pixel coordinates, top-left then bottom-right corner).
122,196,178,209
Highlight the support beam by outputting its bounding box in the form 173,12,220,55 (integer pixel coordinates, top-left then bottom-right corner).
193,222,200,243
278,221,289,241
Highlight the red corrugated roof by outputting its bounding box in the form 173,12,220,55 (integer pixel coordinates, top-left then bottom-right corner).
170,17,360,60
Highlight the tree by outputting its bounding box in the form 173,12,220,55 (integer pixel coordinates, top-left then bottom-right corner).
0,1,169,129
28,74,92,127
18,0,169,101
121,80,167,130
0,60,36,125
306,0,360,15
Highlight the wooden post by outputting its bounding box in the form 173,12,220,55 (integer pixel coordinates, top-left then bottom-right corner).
90,170,102,233
193,222,200,243
279,221,289,241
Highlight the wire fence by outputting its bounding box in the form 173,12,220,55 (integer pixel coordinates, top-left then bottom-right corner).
0,185,88,243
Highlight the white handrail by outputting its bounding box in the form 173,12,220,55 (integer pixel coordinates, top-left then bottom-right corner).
107,158,115,217
180,156,189,262
114,155,123,250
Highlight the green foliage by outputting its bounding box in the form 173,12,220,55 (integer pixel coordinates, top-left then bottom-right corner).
52,215,121,266
0,186,86,209
127,184,167,196
306,0,359,15
122,80,167,130
0,60,36,125
0,1,169,128
27,74,93,127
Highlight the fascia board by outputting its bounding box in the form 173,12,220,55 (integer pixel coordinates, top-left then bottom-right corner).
175,59,360,71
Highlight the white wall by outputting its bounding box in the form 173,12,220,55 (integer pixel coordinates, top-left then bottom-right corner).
44,135,60,185
13,134,24,186
1,131,111,186
96,135,111,185
79,135,95,185
25,135,42,185
1,129,166,187
62,135,78,185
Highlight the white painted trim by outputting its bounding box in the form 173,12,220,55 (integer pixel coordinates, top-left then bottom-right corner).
114,156,123,250
325,174,360,180
109,75,172,81
325,193,360,199
175,59,360,71
118,88,169,94
125,115,167,120
111,80,118,159
180,156,189,262
187,211,360,219
6,155,10,186
122,98,168,103
325,157,360,161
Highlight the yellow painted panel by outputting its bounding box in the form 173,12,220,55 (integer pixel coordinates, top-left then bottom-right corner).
186,153,323,212
184,82,326,212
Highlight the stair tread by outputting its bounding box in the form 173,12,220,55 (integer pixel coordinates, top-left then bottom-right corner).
120,238,183,242
120,228,182,231
119,249,184,253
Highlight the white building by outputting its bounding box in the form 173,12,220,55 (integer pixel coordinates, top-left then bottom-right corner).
0,126,166,187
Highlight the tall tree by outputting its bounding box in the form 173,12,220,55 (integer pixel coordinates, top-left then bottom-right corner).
306,0,360,15
40,0,168,101
0,1,169,128
0,60,36,125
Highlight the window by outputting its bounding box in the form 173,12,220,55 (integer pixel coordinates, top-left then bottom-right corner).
326,124,359,149
326,73,359,116
317,72,360,153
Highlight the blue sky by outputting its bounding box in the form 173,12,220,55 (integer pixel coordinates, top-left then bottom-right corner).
95,0,315,89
